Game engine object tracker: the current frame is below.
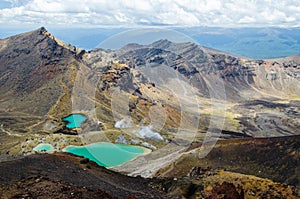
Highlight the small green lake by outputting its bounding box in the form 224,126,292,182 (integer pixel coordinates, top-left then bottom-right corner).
33,143,54,152
62,113,87,129
63,142,150,168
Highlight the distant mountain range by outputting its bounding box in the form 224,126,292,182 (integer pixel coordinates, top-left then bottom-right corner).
178,27,300,59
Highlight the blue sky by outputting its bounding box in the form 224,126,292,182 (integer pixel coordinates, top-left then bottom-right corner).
0,0,300,28
0,0,10,9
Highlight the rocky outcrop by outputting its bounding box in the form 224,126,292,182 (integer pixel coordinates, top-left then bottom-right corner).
209,182,244,199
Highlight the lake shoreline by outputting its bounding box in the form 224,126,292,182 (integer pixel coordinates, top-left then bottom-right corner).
62,142,152,168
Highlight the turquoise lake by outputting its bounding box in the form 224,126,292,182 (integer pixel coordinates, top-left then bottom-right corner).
33,143,54,152
62,113,87,129
63,142,149,168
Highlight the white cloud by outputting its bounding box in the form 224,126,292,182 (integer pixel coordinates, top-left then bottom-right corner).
239,16,256,24
0,0,300,27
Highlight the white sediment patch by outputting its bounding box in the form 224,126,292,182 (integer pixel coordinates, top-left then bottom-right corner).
135,126,163,141
114,118,132,128
130,139,139,145
115,134,128,144
141,142,157,150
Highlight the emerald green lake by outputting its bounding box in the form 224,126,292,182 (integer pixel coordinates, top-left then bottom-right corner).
62,113,87,129
33,143,54,152
63,142,149,168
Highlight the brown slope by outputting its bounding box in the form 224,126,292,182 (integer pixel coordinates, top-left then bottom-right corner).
0,153,165,198
1,152,298,199
156,135,300,188
0,27,82,116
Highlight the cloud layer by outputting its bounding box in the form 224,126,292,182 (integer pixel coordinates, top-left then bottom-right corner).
1,0,300,27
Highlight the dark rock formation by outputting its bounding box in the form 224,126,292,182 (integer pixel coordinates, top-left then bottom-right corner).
209,182,244,199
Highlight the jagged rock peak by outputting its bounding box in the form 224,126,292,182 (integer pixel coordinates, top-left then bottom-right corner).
20,27,52,38
120,43,144,51
38,26,47,34
152,39,172,45
151,39,172,49
35,26,56,40
29,27,85,56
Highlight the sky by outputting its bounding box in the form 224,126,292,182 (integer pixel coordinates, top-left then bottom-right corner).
0,0,300,28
